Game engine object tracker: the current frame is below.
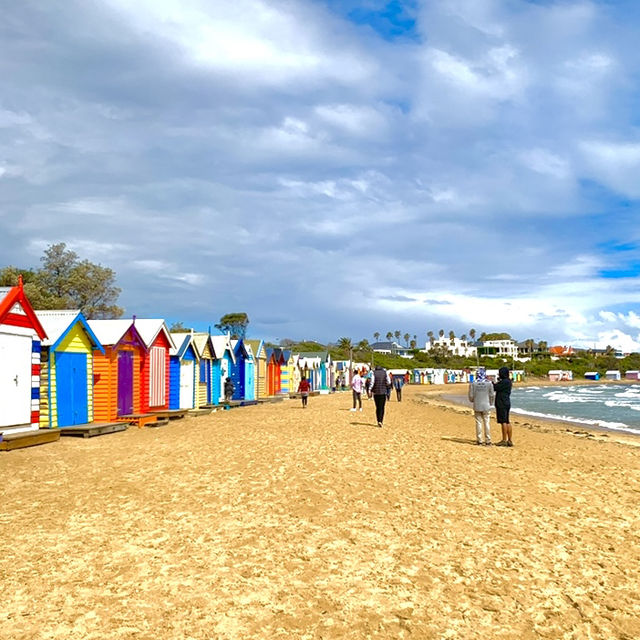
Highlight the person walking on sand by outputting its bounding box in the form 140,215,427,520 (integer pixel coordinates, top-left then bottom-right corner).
371,365,391,427
493,366,513,447
350,369,363,412
298,376,311,408
393,375,404,401
468,367,495,445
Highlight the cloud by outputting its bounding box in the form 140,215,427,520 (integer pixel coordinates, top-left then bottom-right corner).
2,0,640,351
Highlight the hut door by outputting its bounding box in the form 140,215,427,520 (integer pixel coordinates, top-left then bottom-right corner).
56,352,88,426
0,332,32,427
117,351,134,415
179,360,195,409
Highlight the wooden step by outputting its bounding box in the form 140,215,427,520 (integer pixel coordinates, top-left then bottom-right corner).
0,429,60,451
60,422,128,438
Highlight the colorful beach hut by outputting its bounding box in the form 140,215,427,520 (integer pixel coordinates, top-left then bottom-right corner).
88,319,146,421
246,340,266,399
192,333,215,407
605,370,621,381
169,332,199,410
230,339,255,401
585,371,600,380
134,319,175,413
211,334,235,404
0,279,47,435
36,310,104,428
266,348,287,396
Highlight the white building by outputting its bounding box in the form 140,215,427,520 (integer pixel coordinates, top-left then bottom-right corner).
422,336,477,358
481,339,519,360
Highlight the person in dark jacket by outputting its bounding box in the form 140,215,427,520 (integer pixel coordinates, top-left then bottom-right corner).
224,377,234,403
493,366,513,447
371,365,391,427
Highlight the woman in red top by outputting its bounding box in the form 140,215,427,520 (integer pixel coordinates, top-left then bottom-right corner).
298,377,311,408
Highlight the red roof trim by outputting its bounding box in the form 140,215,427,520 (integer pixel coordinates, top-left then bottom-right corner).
0,281,47,339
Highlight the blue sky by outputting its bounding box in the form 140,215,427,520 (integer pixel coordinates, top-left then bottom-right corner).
3,0,640,350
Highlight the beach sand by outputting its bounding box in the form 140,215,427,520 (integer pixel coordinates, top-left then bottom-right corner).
1,385,639,639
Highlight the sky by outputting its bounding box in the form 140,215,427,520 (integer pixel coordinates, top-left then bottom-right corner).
3,0,640,350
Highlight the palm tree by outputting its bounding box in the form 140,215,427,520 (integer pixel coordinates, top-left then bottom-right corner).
449,330,455,341
410,339,417,349
469,328,476,343
538,340,548,353
439,329,445,338
403,332,410,346
427,330,434,346
337,337,353,353
373,331,380,342
386,331,393,341
461,334,467,342
357,338,370,351
394,330,401,342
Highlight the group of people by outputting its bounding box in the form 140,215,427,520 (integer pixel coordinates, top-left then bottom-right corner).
348,367,407,427
297,366,408,427
468,366,513,447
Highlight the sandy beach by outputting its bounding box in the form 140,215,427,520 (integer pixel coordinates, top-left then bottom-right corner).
2,385,639,640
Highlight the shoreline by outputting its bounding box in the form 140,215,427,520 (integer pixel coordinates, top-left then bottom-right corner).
415,382,640,448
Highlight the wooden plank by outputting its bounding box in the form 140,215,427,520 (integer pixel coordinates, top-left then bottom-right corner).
118,413,161,428
60,423,128,438
0,429,60,451
150,409,187,420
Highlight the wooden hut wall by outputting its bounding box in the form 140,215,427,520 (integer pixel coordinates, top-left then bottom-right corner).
141,332,171,413
93,345,142,422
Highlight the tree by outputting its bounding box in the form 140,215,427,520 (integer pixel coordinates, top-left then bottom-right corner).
394,330,401,342
403,332,410,345
357,338,370,352
337,337,353,353
461,334,467,342
449,330,455,341
409,339,417,349
373,331,380,342
386,331,393,341
1,242,122,318
439,329,444,338
427,330,434,345
170,321,191,332
469,328,476,342
215,312,249,339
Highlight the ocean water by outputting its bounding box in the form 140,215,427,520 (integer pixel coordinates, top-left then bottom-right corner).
512,384,640,435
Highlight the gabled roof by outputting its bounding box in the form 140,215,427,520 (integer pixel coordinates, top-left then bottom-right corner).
192,332,214,359
296,350,329,361
210,334,236,364
231,338,252,360
0,278,47,339
245,339,265,358
88,319,146,349
36,310,104,353
170,332,199,358
134,318,175,350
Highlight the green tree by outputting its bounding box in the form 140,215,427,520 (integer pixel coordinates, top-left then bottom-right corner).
337,337,353,353
394,330,401,342
170,321,191,332
215,312,249,339
403,332,410,345
439,329,444,338
409,338,417,349
427,330,434,345
469,328,476,342
0,242,122,318
386,331,393,341
373,331,380,342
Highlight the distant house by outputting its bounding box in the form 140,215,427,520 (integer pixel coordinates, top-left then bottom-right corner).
549,345,575,357
584,372,600,380
605,370,621,380
481,339,519,360
624,370,640,380
371,341,413,358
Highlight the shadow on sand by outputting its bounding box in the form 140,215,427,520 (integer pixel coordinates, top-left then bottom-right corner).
441,435,479,446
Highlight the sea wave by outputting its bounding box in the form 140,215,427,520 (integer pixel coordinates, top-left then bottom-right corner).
511,407,635,432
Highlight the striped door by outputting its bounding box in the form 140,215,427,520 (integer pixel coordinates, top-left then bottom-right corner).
149,346,166,407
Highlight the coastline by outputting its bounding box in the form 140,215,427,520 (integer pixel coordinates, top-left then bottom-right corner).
421,380,640,447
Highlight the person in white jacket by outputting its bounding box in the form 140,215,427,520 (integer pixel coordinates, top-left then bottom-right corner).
468,367,495,445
